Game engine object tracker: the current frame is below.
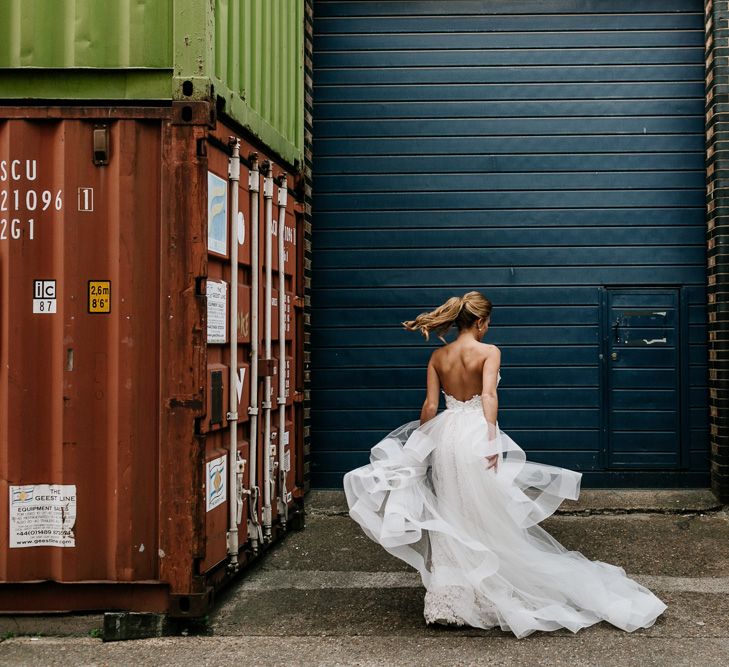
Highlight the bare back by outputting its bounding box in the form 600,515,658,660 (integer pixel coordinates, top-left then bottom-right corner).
432,341,499,401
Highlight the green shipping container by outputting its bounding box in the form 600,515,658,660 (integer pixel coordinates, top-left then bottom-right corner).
0,0,304,165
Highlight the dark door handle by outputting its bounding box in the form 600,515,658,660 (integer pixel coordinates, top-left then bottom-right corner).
612,319,621,344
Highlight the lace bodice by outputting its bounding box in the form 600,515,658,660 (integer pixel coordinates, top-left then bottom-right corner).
442,371,501,412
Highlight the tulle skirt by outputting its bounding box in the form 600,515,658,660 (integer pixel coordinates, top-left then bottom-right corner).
342,403,668,639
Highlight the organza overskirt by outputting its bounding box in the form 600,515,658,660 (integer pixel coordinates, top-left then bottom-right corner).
342,401,668,639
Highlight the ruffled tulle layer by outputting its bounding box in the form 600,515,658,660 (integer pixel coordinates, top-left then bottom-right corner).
342,406,668,639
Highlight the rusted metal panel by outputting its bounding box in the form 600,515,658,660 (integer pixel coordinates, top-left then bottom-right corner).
157,116,208,614
0,106,305,614
0,118,161,585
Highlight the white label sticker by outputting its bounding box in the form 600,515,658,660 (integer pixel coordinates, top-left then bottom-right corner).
33,279,56,314
206,279,227,344
283,449,291,472
206,455,227,512
207,171,228,255
237,211,245,246
236,367,246,405
9,484,76,548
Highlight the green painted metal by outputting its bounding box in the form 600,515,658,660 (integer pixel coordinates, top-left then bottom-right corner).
0,69,173,100
0,0,173,68
209,0,305,166
0,0,304,165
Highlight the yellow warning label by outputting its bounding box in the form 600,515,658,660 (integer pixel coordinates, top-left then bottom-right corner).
88,280,111,314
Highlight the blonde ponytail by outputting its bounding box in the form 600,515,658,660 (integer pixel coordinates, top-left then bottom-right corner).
402,291,493,342
402,296,464,342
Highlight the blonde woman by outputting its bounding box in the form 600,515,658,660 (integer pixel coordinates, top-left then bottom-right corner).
343,291,667,639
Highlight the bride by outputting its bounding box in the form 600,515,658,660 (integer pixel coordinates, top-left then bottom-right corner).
342,291,668,639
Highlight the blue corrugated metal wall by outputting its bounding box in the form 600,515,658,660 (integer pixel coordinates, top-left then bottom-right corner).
311,0,709,488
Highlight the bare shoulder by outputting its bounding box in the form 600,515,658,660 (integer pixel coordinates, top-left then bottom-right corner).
479,342,500,356
432,340,453,359
479,343,501,365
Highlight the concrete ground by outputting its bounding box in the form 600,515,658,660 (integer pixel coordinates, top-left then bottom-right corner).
2,488,728,666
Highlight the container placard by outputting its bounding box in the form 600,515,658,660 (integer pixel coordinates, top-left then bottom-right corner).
88,280,111,314
9,484,77,548
206,279,227,344
32,279,56,314
206,455,227,512
207,171,228,255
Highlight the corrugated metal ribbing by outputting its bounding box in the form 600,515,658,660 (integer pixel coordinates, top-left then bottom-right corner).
0,0,172,68
0,109,307,612
213,0,305,163
0,1,304,166
302,0,315,492
0,119,161,583
311,1,709,487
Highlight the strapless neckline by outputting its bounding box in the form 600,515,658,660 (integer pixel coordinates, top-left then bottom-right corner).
442,371,501,410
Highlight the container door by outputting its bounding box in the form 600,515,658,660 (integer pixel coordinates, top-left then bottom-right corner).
0,118,161,586
605,289,681,469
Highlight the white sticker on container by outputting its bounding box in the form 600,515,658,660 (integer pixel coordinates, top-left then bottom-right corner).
206,279,227,344
283,430,290,446
32,279,56,314
206,455,227,512
284,449,291,472
9,484,76,548
237,211,245,246
207,171,228,255
236,367,246,404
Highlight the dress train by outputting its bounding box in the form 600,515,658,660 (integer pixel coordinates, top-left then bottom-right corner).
342,372,668,639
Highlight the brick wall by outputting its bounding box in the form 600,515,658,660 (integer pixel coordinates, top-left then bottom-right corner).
705,0,729,501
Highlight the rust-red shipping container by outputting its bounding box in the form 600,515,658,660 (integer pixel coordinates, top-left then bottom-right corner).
0,103,305,615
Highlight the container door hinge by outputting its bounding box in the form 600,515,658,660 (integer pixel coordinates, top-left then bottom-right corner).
235,452,246,525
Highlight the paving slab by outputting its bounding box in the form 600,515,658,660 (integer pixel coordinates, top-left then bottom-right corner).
253,511,729,578
3,635,728,667
306,488,724,516
210,585,726,640
0,613,103,638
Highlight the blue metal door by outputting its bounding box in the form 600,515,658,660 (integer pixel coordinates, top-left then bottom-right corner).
311,0,710,489
604,289,682,469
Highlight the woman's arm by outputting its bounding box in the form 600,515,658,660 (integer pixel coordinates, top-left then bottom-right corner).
481,347,501,469
420,353,440,424
480,347,500,423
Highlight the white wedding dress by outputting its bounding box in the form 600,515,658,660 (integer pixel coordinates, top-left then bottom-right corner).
343,371,668,639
